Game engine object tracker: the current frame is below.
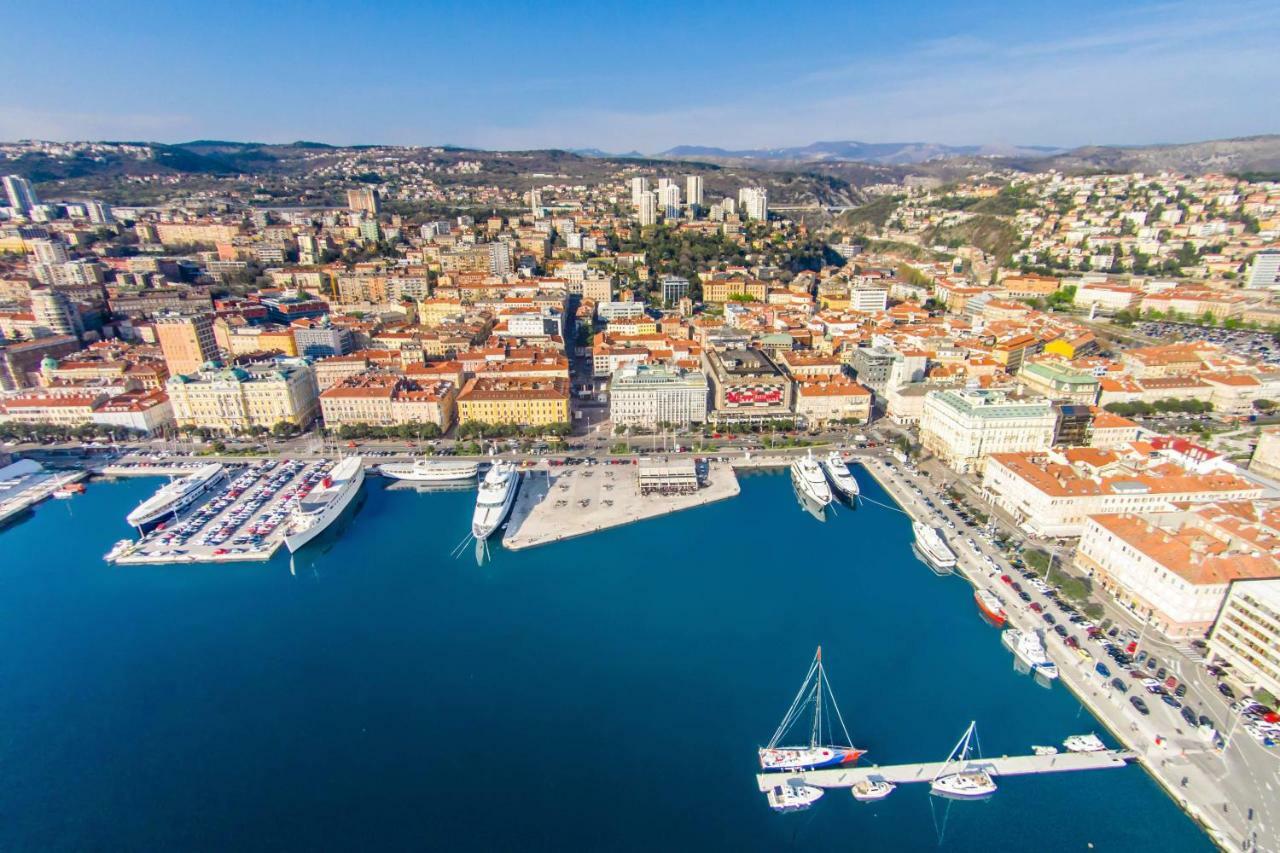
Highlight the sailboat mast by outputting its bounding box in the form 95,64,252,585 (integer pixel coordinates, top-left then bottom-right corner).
811,647,823,748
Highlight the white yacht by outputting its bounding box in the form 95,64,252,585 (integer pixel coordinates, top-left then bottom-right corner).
912,521,957,574
378,458,480,483
820,451,860,500
765,779,824,812
790,451,832,511
126,463,227,532
1063,734,1106,753
851,779,896,802
283,457,365,553
472,461,519,540
1002,628,1060,680
931,721,997,800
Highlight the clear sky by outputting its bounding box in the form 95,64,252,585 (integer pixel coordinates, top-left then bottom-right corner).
2,0,1276,152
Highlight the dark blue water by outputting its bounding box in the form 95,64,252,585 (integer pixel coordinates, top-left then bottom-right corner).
0,468,1212,851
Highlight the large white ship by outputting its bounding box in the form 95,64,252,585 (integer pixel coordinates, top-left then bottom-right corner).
378,459,480,483
820,451,860,500
126,463,227,532
912,521,957,574
472,461,519,540
1002,628,1059,680
790,451,833,513
283,457,365,553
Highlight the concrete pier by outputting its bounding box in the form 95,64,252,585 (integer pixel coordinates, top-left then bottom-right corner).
756,749,1136,792
501,460,740,551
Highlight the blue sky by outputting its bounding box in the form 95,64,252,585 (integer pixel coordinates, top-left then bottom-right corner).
1,0,1276,151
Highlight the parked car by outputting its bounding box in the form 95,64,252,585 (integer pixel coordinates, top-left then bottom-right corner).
1111,678,1129,693
1131,696,1150,715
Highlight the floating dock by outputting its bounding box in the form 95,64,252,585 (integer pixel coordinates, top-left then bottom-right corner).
756,749,1136,791
109,459,334,565
501,460,740,551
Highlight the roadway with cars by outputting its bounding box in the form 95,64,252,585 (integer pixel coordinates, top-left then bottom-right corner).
869,455,1280,853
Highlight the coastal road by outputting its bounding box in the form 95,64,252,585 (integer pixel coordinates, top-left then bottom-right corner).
867,456,1280,853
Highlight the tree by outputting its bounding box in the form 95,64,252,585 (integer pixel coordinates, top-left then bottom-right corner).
1254,399,1277,413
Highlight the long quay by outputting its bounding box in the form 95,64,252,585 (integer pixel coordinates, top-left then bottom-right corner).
755,749,1136,791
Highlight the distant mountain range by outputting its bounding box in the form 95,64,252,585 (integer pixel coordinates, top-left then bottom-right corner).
656,140,1066,164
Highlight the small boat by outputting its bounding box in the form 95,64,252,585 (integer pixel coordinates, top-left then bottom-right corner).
1032,745,1058,756
104,539,134,562
53,481,85,498
851,778,896,801
931,721,997,800
974,588,1007,626
765,778,824,812
1002,628,1059,680
760,647,866,772
820,451,859,500
1063,734,1106,753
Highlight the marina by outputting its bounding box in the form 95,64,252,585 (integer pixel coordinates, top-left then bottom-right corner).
757,747,1137,792
0,459,89,527
107,457,365,564
0,465,1215,851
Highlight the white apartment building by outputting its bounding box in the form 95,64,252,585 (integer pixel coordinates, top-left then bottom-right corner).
638,192,657,226
1248,251,1280,289
982,448,1264,538
609,364,708,427
630,177,650,209
686,175,704,208
1077,511,1278,639
848,284,889,313
1208,578,1280,700
920,388,1057,474
739,187,768,221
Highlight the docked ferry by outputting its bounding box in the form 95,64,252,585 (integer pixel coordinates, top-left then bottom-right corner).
912,521,957,574
1002,628,1059,680
126,463,227,532
472,461,519,541
378,459,480,483
820,451,860,500
974,588,1007,626
283,457,365,553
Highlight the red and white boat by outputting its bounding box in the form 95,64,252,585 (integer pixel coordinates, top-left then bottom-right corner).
974,588,1007,626
760,647,867,772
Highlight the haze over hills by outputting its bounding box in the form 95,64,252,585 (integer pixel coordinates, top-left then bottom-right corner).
658,141,1067,164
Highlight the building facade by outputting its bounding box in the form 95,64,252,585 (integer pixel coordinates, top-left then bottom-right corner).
609,364,708,428
920,389,1057,474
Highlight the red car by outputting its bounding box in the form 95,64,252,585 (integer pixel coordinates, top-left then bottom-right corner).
1030,602,1043,613
1000,575,1013,585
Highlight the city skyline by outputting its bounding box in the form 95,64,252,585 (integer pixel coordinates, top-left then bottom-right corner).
1,0,1276,152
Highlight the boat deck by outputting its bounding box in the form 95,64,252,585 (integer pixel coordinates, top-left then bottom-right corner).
755,749,1135,791
109,460,329,565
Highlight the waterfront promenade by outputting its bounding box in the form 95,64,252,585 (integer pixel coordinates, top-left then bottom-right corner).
859,456,1277,853
502,460,740,550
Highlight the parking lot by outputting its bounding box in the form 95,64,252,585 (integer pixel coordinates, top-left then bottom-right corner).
1136,321,1280,366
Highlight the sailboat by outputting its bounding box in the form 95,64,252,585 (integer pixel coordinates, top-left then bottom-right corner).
930,721,997,799
759,647,866,772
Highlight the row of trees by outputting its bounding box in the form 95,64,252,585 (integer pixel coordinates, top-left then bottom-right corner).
1103,399,1214,417
454,420,571,439
0,422,144,443
331,423,442,441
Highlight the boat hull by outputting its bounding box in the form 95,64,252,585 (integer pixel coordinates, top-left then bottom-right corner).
759,746,866,772
851,781,895,802
931,773,997,800
284,461,365,553
379,461,479,483
765,782,823,812
974,589,1007,626
127,466,227,532
472,469,519,540
1002,630,1060,679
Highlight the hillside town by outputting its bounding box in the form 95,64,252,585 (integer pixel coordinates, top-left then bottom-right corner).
4,156,1280,754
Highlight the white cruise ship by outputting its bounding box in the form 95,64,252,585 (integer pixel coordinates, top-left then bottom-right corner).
1002,628,1059,679
820,451,860,500
790,451,833,511
126,463,227,532
912,521,957,574
283,457,365,553
378,459,480,483
472,461,519,540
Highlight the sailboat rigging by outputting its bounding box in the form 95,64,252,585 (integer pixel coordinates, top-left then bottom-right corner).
759,647,866,772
